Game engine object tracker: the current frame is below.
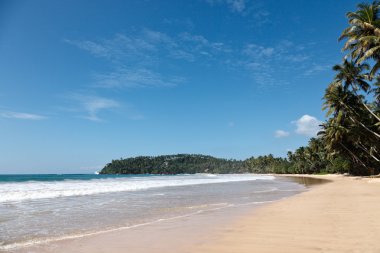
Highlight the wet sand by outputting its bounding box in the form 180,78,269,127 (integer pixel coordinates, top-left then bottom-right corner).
12,175,380,253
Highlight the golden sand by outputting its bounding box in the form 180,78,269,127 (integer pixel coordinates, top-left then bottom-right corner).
195,175,380,253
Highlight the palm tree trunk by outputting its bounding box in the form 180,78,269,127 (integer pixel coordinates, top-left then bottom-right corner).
339,142,369,171
361,101,380,122
348,115,380,139
340,101,380,138
352,87,380,122
357,142,380,162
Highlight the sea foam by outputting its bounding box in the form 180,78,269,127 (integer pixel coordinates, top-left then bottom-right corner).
0,174,274,203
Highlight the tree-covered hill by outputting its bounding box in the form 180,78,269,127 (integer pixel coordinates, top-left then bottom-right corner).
99,154,294,175
100,154,245,174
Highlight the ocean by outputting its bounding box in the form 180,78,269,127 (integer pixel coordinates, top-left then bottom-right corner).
0,174,308,251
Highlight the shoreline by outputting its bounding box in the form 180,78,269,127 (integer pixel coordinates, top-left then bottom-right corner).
7,175,317,253
10,174,379,253
5,175,306,252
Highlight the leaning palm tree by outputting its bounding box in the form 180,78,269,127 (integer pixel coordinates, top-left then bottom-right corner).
324,81,380,138
323,82,380,170
331,60,380,122
320,119,372,174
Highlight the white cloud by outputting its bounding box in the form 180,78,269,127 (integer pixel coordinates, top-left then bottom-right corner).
65,93,145,121
68,94,120,122
274,130,290,138
294,114,322,137
0,111,46,120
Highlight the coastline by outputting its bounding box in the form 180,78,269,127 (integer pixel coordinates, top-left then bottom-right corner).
11,174,380,253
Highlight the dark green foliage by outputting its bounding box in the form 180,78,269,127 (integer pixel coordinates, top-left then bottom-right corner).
100,154,246,174
243,154,292,174
100,154,298,175
286,138,349,175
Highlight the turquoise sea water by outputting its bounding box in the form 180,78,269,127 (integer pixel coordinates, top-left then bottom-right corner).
0,174,306,251
0,174,138,182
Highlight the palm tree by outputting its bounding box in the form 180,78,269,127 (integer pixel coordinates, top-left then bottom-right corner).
300,1,380,176
322,82,380,173
324,81,380,138
331,60,380,122
340,1,380,70
320,119,375,175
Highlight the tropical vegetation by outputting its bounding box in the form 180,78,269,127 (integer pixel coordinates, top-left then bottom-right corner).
100,154,292,174
100,154,244,174
319,1,380,175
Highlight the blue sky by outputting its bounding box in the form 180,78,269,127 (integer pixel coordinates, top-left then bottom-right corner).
0,0,359,173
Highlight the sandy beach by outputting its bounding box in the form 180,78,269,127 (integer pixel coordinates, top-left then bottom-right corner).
12,175,380,253
196,175,380,253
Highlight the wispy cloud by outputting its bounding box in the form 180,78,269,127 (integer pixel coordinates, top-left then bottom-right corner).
204,0,271,27
66,29,229,65
0,111,46,120
64,93,146,122
229,0,246,13
293,114,322,137
205,0,247,13
274,130,290,138
67,94,120,122
251,9,270,26
240,40,312,88
303,64,331,76
66,29,231,91
242,40,309,63
66,29,327,92
94,68,183,88
243,44,274,58
178,32,231,58
64,39,110,58
65,33,156,62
